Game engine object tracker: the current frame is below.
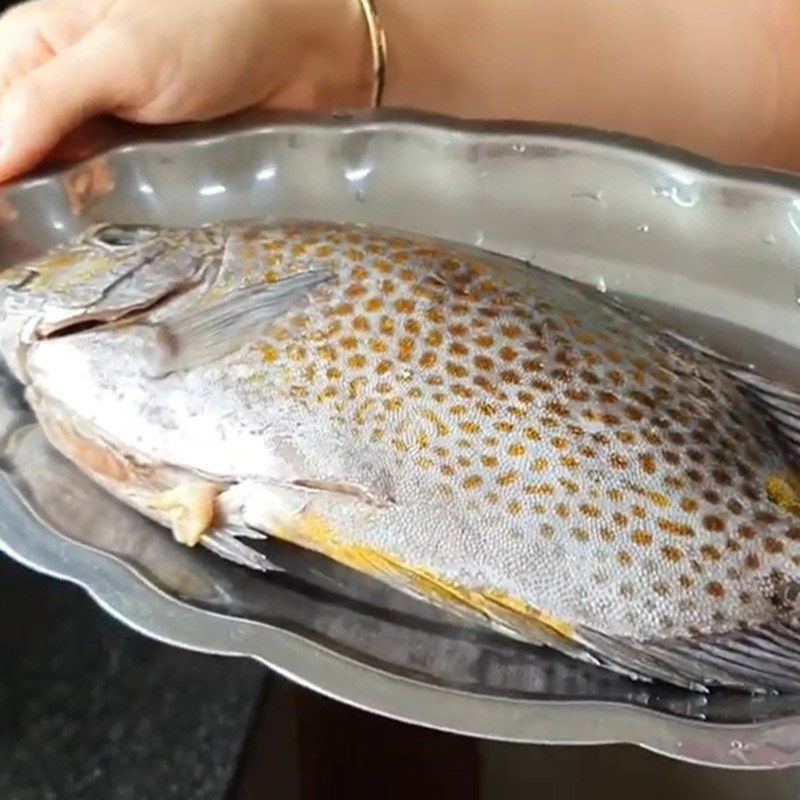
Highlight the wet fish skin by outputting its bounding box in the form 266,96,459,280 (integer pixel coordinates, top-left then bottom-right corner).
3,218,800,692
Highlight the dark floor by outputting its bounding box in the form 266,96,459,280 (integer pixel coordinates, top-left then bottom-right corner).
0,553,267,799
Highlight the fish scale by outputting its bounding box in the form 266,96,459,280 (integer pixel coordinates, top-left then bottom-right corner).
210,223,795,640
4,218,800,691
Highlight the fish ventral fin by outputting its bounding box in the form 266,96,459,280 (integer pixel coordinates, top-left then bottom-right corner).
200,525,285,573
144,269,334,377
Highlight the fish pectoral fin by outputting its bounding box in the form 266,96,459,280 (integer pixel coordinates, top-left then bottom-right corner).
575,618,800,693
144,269,334,377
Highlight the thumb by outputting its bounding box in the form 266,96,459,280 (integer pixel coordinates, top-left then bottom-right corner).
0,31,120,181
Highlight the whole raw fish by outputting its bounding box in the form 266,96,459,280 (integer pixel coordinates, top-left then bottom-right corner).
3,218,800,692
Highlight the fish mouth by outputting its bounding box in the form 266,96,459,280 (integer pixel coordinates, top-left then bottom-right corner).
33,281,196,340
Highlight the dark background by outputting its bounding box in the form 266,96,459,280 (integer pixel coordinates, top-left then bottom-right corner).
0,552,481,800
0,555,269,799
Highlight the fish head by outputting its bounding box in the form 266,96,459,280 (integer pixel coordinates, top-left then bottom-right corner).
0,221,225,381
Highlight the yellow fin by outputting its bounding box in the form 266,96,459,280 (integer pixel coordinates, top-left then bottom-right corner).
766,473,800,518
269,508,575,642
478,589,575,639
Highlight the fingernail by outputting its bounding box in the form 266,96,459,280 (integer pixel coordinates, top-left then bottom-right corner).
0,132,19,168
0,100,17,164
0,140,9,176
0,122,9,162
0,103,7,160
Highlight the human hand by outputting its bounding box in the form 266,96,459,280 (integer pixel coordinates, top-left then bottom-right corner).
1,0,798,183
0,0,373,182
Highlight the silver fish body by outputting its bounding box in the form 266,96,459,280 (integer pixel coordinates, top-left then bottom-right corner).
3,218,800,692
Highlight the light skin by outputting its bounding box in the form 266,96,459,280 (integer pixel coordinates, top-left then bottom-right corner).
0,0,799,183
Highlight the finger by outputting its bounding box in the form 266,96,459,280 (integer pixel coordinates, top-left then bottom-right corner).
0,2,53,93
0,0,51,32
0,0,101,93
0,36,55,98
0,33,119,182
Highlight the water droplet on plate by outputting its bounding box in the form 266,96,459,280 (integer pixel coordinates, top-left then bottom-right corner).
475,230,485,247
762,232,776,245
653,184,699,208
512,142,526,154
727,740,751,763
637,223,649,233
572,189,605,203
355,188,366,204
345,165,372,182
595,276,607,293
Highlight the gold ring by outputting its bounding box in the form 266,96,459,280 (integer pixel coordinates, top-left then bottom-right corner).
355,0,387,107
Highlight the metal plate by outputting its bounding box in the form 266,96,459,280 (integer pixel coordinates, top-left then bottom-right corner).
3,110,800,769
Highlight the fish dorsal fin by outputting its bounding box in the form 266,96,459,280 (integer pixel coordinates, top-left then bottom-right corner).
544,280,800,467
142,270,334,377
655,327,800,466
